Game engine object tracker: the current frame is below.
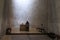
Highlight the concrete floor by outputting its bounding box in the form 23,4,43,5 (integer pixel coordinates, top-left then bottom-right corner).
2,35,51,40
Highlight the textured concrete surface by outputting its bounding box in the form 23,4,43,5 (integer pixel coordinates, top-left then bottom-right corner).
0,0,4,34
47,0,59,35
7,0,49,40
2,0,50,40
8,0,48,29
0,0,58,40
55,0,60,35
2,35,51,40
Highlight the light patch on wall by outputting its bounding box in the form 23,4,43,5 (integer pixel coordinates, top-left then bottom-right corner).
11,0,35,28
10,0,46,28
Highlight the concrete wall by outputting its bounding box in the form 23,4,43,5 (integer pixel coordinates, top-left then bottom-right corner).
0,0,56,40
0,0,4,34
0,0,8,35
55,0,60,35
6,0,51,40
48,0,59,35
0,0,58,35
8,0,48,31
48,0,60,35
